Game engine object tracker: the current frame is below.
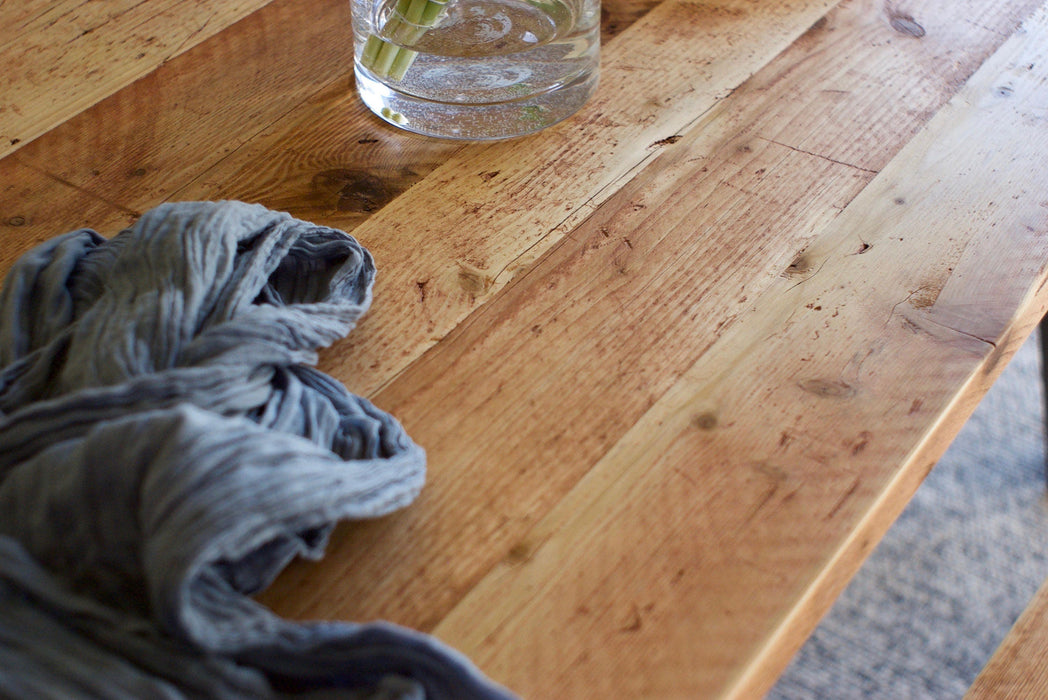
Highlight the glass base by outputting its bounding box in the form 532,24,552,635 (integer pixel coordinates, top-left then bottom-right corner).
354,65,599,140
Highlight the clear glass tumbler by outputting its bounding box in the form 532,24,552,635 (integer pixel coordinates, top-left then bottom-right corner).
351,0,600,139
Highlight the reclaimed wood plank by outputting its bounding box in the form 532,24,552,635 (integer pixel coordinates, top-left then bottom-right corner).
6,0,358,217
967,577,1048,699
253,2,1047,695
0,159,136,275
175,0,847,400
427,5,1048,696
0,1,1042,697
0,0,278,161
0,0,699,301
5,0,660,244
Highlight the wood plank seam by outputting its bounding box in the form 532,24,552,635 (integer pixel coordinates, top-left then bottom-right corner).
425,3,1048,696
0,0,280,161
252,2,1045,650
15,158,143,218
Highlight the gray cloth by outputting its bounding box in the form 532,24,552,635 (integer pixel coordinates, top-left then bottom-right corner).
0,201,514,699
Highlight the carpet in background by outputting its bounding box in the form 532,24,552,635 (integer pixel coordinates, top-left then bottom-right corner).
770,332,1048,699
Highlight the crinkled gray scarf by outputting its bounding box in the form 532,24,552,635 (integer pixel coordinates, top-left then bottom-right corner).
0,201,513,699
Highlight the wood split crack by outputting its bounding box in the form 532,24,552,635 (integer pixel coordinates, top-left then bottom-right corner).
20,158,141,217
167,12,216,59
650,134,683,148
886,293,998,347
825,477,860,520
918,314,999,348
961,18,1010,39
885,290,919,326
785,257,829,292
757,137,878,174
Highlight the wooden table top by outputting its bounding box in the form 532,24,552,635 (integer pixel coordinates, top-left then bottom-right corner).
968,575,1048,699
3,0,1048,697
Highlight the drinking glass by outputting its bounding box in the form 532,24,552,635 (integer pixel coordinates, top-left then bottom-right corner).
351,0,600,139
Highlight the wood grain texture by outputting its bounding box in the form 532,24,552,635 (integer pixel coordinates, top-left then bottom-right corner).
967,576,1048,699
430,5,1048,696
3,0,662,246
0,0,278,162
0,0,666,254
0,0,667,302
178,0,847,400
0,158,135,274
247,1,1047,697
2,0,1047,697
8,0,359,216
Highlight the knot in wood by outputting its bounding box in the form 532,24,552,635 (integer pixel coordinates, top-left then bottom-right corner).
798,378,857,399
312,169,393,213
692,412,719,430
888,12,925,38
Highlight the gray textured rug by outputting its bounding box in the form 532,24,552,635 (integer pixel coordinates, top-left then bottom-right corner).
770,332,1048,699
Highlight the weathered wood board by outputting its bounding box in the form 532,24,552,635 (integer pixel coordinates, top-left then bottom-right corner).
1,0,1046,697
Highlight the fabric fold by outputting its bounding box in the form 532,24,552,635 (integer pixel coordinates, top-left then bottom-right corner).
0,201,513,699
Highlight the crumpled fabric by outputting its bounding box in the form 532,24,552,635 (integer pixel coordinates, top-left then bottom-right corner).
0,201,514,699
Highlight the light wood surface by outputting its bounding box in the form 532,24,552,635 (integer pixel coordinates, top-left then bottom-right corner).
967,576,1048,699
0,0,278,162
2,0,1047,697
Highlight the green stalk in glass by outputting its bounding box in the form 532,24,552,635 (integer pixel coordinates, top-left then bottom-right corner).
360,0,451,81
